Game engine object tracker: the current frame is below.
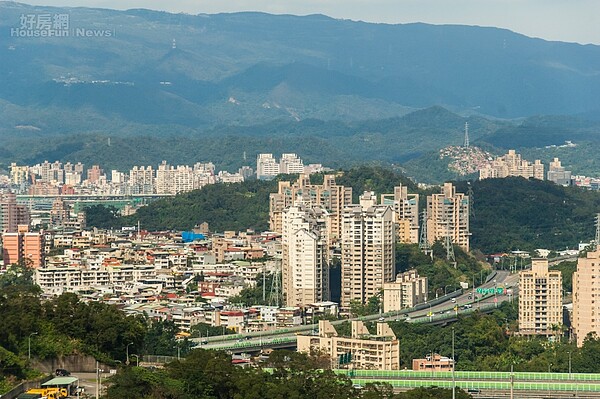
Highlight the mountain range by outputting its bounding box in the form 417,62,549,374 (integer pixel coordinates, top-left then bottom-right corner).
1,2,600,182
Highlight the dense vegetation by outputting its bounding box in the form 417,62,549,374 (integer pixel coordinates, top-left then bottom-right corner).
396,243,487,293
104,349,470,399
123,179,279,232
0,265,189,392
457,177,600,252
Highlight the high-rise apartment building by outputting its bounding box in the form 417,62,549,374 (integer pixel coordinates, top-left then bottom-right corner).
256,154,280,180
281,202,330,307
269,174,352,243
2,225,45,268
129,166,154,194
547,158,572,186
86,165,104,184
381,185,419,244
279,153,305,174
341,200,395,308
573,249,600,346
479,150,544,180
10,163,29,186
518,258,562,336
426,183,470,252
0,193,30,233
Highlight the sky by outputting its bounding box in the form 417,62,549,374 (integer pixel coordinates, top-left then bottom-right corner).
22,0,600,45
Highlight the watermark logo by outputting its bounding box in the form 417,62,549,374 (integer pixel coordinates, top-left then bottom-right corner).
10,13,114,38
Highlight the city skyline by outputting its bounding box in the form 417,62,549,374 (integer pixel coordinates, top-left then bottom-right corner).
21,0,600,45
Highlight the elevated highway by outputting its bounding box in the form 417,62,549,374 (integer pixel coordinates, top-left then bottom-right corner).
195,271,519,352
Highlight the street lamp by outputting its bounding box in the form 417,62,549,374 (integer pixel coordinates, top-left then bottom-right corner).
28,332,38,360
126,342,133,365
548,363,552,373
568,351,572,378
130,354,139,367
445,285,453,296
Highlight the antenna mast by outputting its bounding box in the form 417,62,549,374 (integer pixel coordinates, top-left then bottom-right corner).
464,122,470,148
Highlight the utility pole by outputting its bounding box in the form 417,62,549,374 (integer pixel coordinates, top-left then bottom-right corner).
510,364,514,399
452,327,456,399
262,262,266,303
95,361,100,399
126,342,133,365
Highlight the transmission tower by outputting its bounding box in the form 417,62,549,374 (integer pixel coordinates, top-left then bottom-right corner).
464,122,470,148
269,259,282,307
419,210,432,258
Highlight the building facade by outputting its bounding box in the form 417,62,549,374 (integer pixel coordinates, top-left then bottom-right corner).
547,158,572,186
269,174,352,243
426,183,470,252
479,149,544,180
297,320,400,370
573,249,600,346
281,202,330,307
0,192,30,233
256,154,280,180
2,225,45,268
412,353,455,372
518,258,562,336
381,185,419,244
383,270,428,312
341,201,395,308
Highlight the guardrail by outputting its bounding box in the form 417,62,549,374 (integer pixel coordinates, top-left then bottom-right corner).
204,336,297,351
343,369,600,382
350,378,600,392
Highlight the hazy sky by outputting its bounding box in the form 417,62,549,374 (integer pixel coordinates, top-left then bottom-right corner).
23,0,600,45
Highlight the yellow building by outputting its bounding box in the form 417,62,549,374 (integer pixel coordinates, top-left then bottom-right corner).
269,174,352,243
479,149,544,180
518,258,562,336
573,249,600,346
297,320,400,370
383,270,428,312
341,203,395,308
381,185,419,244
426,183,470,252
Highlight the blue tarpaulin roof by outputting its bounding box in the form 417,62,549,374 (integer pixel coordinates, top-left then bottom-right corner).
181,231,206,243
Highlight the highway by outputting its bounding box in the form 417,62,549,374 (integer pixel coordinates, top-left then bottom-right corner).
194,269,520,352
